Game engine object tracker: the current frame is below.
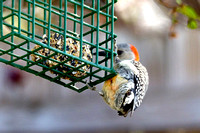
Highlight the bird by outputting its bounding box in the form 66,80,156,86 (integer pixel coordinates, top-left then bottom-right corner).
98,43,149,117
31,33,92,79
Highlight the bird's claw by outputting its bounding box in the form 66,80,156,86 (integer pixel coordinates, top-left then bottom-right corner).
98,91,104,97
86,80,96,91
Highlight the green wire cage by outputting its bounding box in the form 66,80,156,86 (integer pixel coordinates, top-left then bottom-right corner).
0,0,117,92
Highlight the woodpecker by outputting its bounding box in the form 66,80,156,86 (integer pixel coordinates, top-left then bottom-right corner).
31,33,92,79
99,43,149,117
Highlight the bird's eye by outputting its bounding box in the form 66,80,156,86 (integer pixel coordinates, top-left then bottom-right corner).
117,50,123,55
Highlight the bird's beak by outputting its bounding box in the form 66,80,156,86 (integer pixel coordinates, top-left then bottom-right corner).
93,51,112,57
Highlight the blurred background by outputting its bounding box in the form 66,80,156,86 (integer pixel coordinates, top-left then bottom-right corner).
1,0,200,132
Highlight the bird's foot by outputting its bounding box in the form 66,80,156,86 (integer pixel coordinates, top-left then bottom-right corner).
85,80,96,91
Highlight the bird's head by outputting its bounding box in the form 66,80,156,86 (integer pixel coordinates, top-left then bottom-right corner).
96,43,140,62
116,43,140,61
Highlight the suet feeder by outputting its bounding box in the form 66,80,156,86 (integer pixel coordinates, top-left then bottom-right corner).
0,0,117,92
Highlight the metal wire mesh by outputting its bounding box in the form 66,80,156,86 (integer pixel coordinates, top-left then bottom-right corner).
0,0,117,92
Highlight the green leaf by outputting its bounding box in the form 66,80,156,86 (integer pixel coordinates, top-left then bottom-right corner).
187,19,198,29
177,5,199,19
176,0,182,5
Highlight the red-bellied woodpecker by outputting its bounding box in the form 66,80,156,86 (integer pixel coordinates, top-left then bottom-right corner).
99,43,149,117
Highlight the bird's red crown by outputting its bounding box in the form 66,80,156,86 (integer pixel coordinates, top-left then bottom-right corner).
129,44,140,61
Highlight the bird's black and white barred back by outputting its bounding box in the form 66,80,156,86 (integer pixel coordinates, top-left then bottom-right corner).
131,60,149,111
